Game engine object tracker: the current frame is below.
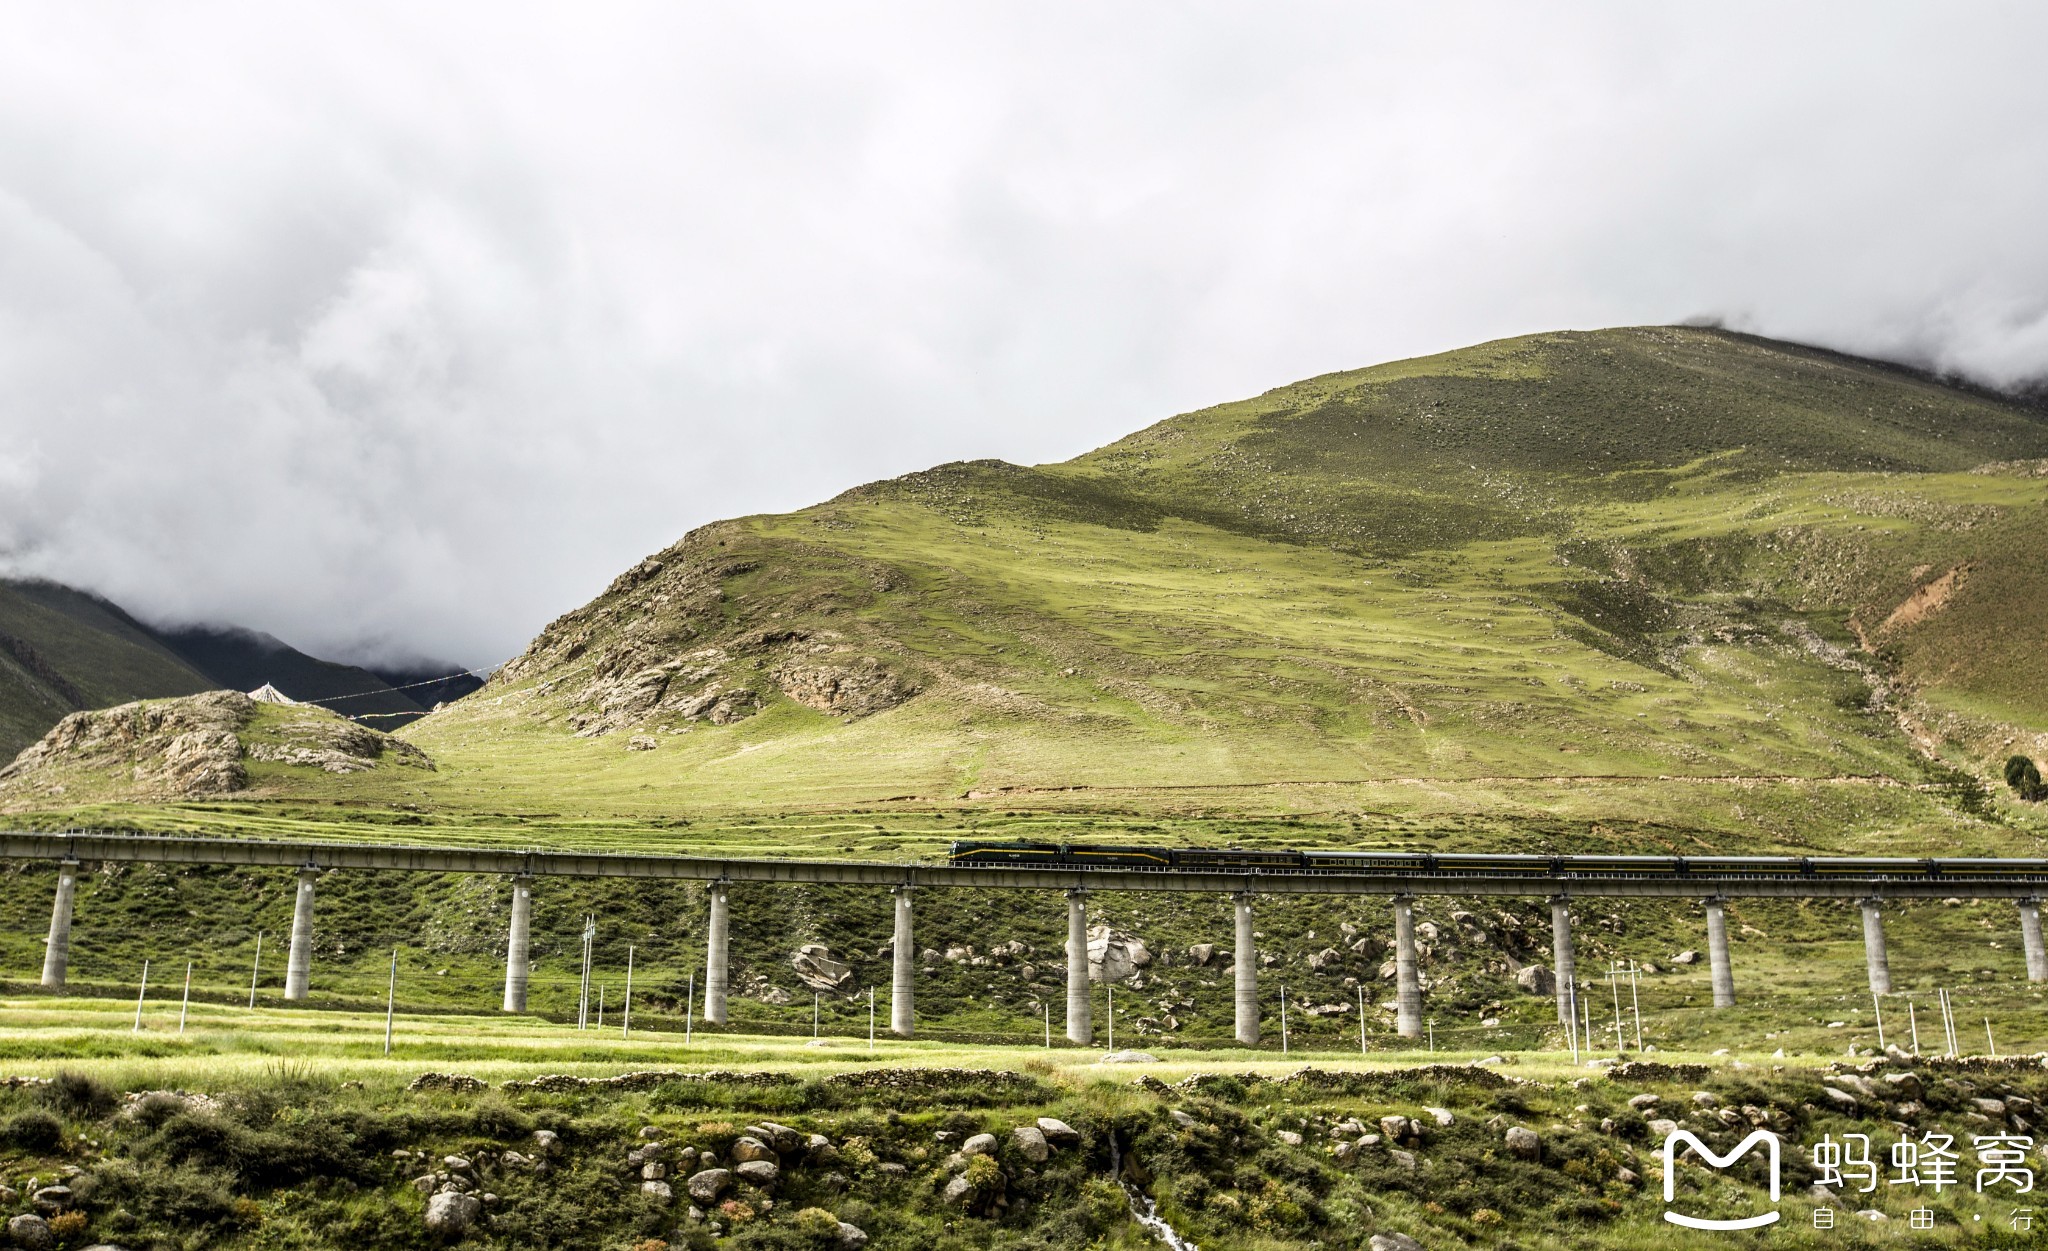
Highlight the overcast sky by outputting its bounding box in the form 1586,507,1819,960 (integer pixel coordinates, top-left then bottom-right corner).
3,4,2045,668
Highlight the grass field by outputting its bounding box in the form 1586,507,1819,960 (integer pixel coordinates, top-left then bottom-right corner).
1,998,2047,1248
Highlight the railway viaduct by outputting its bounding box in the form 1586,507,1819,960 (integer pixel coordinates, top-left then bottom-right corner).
14,831,2048,1046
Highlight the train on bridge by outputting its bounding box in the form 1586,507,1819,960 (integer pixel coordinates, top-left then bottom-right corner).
945,840,2048,879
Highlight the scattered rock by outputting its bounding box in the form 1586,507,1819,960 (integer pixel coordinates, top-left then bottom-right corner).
1423,1106,1455,1127
836,1221,869,1249
1821,1087,1860,1109
736,1160,780,1186
942,1175,973,1204
1671,951,1700,965
532,1129,562,1156
1187,943,1217,967
1647,1118,1680,1137
1504,1126,1541,1160
1037,1117,1080,1144
731,1137,777,1164
961,1133,998,1157
1368,1234,1425,1251
1011,1125,1049,1162
641,1180,673,1202
6,1215,52,1251
749,1122,804,1154
1098,1050,1159,1064
1277,1130,1304,1146
424,1192,481,1241
1628,1094,1660,1110
627,734,658,751
687,1169,732,1204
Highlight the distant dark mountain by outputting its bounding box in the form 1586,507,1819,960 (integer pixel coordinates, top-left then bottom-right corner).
148,625,429,727
361,663,488,711
0,579,216,757
0,577,474,756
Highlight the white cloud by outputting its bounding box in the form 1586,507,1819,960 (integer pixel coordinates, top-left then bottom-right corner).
1,2,2044,664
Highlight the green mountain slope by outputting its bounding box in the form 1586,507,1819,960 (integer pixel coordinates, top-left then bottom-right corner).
11,326,2048,856
0,579,215,757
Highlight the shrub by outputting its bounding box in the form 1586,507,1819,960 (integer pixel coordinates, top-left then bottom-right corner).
46,1211,88,1240
2,1110,63,1152
2007,755,2045,802
792,1207,842,1242
38,1071,116,1120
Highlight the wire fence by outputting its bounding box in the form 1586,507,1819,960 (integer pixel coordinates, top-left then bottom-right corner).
18,951,2048,1059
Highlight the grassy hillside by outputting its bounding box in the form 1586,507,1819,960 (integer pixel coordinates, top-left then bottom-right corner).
0,579,214,759
8,326,2048,860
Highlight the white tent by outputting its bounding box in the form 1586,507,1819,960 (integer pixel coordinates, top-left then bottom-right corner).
247,683,296,705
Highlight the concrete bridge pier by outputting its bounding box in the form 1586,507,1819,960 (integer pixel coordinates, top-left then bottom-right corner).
284,869,318,1000
40,860,79,989
2022,899,2048,982
502,875,533,1012
891,885,915,1038
1548,895,1576,1029
1065,889,1091,1044
704,881,730,1025
1704,897,1735,1008
1860,897,1891,995
1233,891,1258,1045
1394,895,1423,1039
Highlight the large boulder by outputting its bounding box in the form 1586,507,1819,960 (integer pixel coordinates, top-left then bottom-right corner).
791,945,854,992
1037,1117,1080,1144
736,1160,780,1186
424,1192,481,1241
1084,925,1152,983
1515,964,1556,995
731,1136,778,1163
1504,1127,1541,1160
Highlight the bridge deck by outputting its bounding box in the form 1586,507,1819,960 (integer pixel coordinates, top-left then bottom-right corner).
4,831,2042,899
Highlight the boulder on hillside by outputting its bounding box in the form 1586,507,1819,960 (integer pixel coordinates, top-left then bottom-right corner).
424,1192,481,1241
1516,964,1556,995
1083,925,1152,983
791,944,854,992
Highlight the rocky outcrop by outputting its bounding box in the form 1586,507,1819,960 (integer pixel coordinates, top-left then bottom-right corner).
0,690,432,800
244,714,433,774
775,656,918,719
1,689,254,795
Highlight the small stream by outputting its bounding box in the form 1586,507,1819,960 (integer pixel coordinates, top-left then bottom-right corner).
1109,1134,1200,1251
